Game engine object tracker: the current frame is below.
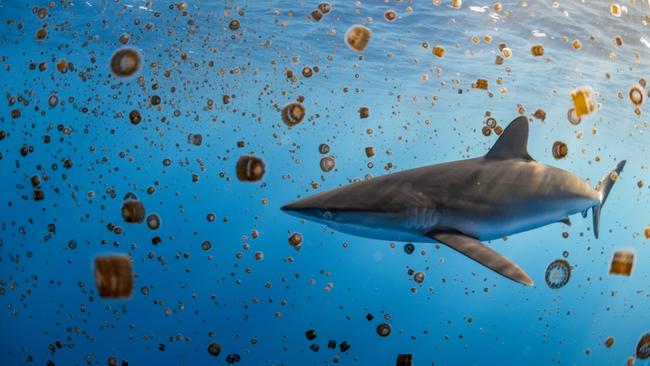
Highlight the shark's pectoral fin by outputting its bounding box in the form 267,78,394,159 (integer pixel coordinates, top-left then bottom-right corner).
558,217,571,226
427,231,533,286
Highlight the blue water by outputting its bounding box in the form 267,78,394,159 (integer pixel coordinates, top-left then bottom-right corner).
1,1,649,365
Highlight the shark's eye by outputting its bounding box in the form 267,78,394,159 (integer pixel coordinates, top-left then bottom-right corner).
323,210,334,220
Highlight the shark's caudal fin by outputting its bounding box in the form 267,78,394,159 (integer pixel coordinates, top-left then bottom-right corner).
485,116,534,161
592,160,626,238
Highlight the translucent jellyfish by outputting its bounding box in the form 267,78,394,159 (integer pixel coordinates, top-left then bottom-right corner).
236,155,266,182
146,213,161,230
629,84,644,106
319,143,330,154
320,157,335,172
530,44,545,57
384,10,397,21
567,108,581,125
129,110,142,125
345,25,372,52
305,329,317,340
110,47,142,78
570,87,597,117
94,255,133,299
609,250,634,276
552,141,568,160
207,342,221,356
376,323,392,337
545,259,571,289
121,200,145,223
282,102,306,126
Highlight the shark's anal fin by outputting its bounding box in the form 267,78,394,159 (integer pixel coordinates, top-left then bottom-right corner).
427,231,534,286
558,217,571,226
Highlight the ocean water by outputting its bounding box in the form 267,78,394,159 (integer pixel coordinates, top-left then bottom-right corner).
1,0,649,365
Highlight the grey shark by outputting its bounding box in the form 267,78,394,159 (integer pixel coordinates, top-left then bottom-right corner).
281,117,626,286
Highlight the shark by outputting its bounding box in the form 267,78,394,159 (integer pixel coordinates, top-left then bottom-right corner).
281,116,626,286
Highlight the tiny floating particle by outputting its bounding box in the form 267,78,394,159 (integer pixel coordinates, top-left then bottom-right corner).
345,25,372,52
610,3,622,17
552,141,568,160
637,333,650,359
533,108,546,121
572,39,582,50
289,232,303,249
645,226,650,239
318,2,332,14
302,66,314,78
450,0,462,9
413,272,425,283
482,125,492,136
571,86,597,117
545,259,571,289
320,156,335,172
339,341,351,353
609,250,634,276
225,354,241,364
376,323,392,337
94,255,133,299
282,102,306,126
318,143,330,154
188,133,203,146
604,337,615,348
384,10,397,21
121,200,145,223
403,243,415,254
207,342,222,357
110,47,142,78
530,44,545,57
236,155,266,182
502,47,512,58
396,354,413,366
365,147,375,158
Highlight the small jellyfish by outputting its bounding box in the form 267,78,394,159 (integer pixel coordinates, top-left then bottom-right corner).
302,66,313,78
384,10,397,21
530,44,545,57
236,155,266,182
188,133,203,146
345,25,372,52
450,0,462,9
121,200,145,223
533,109,546,121
637,333,650,359
610,3,622,17
318,2,331,13
318,143,330,154
94,255,133,299
474,79,488,90
201,241,212,251
320,156,335,172
229,19,240,31
604,337,615,348
289,233,303,247
146,213,161,230
570,87,597,117
432,45,446,58
365,147,375,158
110,47,142,78
413,272,425,283
403,243,415,254
359,106,369,119
339,341,351,353
129,110,142,125
544,259,571,289
629,84,644,106
567,108,581,125
282,102,306,126
482,126,492,136
376,323,392,337
305,329,317,340
609,250,634,276
208,342,221,357
552,141,568,160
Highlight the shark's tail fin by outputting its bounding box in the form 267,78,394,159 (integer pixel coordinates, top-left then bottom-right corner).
592,160,626,238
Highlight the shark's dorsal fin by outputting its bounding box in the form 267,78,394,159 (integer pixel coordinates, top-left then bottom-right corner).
485,116,534,161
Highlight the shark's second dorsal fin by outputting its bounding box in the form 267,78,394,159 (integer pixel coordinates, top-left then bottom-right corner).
485,116,534,161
